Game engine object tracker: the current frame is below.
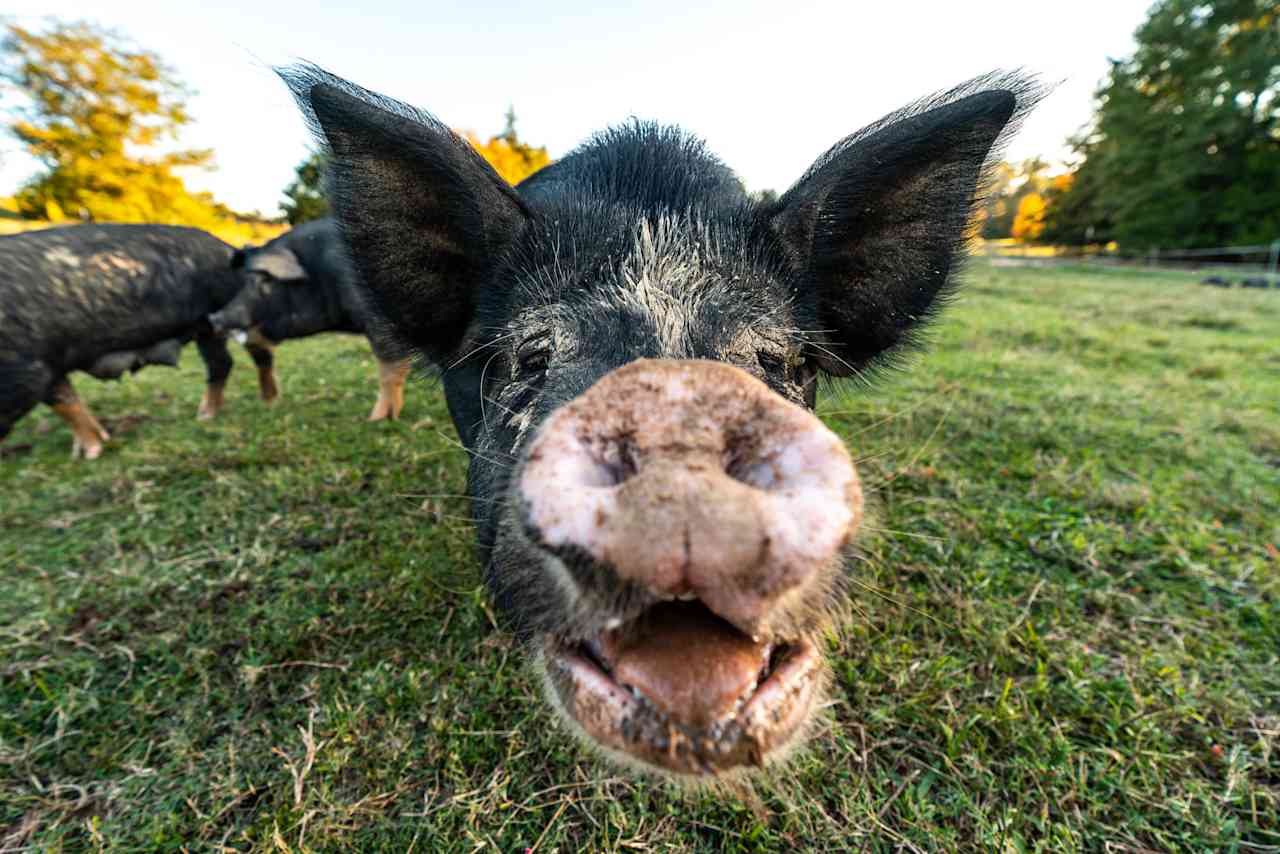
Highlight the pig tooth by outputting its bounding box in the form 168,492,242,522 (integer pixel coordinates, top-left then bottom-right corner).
604,617,622,630
676,592,697,601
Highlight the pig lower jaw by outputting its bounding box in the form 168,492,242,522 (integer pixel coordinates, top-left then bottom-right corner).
544,631,821,777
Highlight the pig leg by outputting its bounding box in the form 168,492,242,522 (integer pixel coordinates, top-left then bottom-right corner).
244,329,279,404
0,358,51,446
48,378,110,460
195,332,233,420
368,358,411,421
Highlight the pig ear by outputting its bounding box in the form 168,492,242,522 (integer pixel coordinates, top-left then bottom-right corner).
279,64,530,363
246,248,307,282
769,72,1042,376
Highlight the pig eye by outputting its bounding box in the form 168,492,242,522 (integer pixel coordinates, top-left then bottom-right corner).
756,352,787,375
517,348,550,377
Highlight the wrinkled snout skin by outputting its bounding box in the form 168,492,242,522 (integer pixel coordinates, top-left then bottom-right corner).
286,64,1039,776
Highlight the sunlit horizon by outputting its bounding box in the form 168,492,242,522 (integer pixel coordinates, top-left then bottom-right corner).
2,0,1155,217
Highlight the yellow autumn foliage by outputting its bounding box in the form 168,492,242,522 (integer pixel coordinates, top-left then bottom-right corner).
3,22,283,246
463,109,551,186
1011,192,1047,241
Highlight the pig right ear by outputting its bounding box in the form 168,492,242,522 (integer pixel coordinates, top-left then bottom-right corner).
280,64,530,363
766,72,1041,376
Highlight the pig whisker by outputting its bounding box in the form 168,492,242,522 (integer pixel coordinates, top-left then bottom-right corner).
805,341,858,377
397,492,503,504
820,387,953,433
846,576,949,628
877,405,954,484
432,429,516,467
861,525,945,543
447,330,520,369
480,394,521,420
434,513,486,526
477,349,505,435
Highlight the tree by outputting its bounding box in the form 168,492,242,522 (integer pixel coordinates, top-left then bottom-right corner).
464,107,550,185
976,158,1051,240
1042,0,1280,249
1011,192,1047,241
1,21,230,225
281,152,329,224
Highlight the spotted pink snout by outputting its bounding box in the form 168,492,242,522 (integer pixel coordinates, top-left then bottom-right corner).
520,359,862,635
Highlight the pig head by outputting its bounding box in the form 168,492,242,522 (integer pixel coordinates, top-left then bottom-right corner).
281,64,1039,776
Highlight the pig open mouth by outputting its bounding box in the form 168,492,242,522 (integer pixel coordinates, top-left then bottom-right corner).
519,359,859,775
546,602,822,775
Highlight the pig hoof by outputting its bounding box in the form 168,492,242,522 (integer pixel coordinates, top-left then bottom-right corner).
71,438,104,460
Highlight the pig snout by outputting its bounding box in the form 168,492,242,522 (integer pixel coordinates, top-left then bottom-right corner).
520,358,862,637
206,311,229,335
207,306,248,336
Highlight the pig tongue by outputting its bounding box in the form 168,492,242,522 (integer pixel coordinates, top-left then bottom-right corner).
600,601,769,729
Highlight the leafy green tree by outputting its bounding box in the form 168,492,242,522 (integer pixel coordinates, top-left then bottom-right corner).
1,21,227,225
281,152,329,224
1043,0,1279,249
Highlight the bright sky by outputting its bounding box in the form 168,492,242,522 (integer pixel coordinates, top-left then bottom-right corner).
2,0,1154,217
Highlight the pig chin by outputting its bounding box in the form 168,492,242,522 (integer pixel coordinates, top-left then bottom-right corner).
538,596,829,777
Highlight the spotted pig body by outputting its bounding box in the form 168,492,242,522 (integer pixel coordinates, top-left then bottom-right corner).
0,224,246,458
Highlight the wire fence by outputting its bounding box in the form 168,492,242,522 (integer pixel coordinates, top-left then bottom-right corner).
981,239,1280,285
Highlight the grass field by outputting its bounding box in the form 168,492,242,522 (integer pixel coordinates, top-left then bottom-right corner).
2,262,1277,852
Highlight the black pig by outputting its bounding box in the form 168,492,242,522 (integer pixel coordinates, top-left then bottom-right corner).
282,65,1040,776
0,224,260,459
207,218,413,421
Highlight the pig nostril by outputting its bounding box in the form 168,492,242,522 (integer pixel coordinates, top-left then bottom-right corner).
613,440,640,484
721,434,779,491
588,436,639,486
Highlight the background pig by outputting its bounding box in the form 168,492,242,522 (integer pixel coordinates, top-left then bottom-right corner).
283,64,1039,776
0,224,260,459
207,218,413,421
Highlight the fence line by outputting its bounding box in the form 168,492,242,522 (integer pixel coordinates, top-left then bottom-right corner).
982,238,1280,279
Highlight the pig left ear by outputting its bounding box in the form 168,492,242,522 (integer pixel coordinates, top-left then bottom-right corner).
767,72,1041,376
279,64,530,364
247,248,307,282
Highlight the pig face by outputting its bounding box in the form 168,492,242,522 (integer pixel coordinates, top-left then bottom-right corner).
281,65,1038,777
210,243,323,340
